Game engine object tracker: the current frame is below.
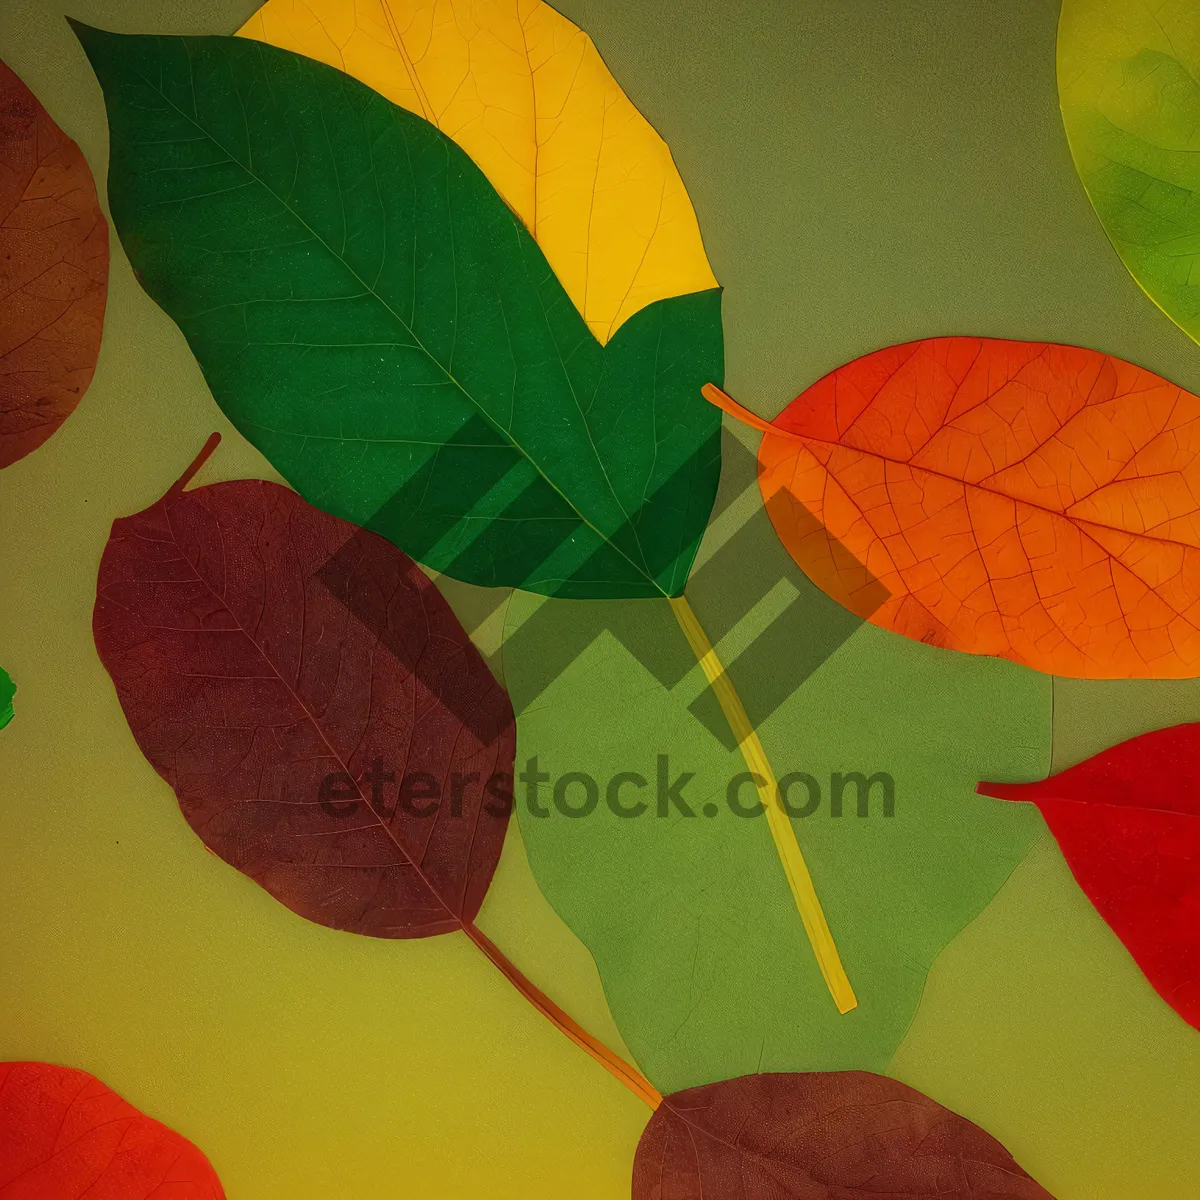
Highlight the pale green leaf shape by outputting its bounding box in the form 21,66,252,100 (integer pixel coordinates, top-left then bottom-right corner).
1059,0,1200,344
508,568,1050,1091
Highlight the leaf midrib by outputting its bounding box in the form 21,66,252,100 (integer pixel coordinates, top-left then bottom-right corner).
787,429,1200,645
159,488,465,930
789,429,1200,554
134,45,668,598
1036,795,1200,821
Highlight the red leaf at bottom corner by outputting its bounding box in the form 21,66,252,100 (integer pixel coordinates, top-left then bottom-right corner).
0,1061,224,1198
978,721,1200,1031
632,1070,1053,1199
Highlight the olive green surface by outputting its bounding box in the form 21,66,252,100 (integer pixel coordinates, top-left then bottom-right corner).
3,1,1199,1197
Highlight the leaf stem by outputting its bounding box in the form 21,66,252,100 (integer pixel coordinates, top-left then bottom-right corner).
165,432,222,499
155,435,657,1105
668,594,857,1014
701,383,804,441
463,921,662,1110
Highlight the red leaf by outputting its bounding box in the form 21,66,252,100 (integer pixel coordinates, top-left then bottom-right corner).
0,1061,223,1198
978,723,1200,1030
632,1071,1053,1199
93,466,514,938
0,61,108,468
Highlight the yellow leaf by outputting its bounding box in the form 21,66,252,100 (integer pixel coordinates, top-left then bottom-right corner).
237,0,718,343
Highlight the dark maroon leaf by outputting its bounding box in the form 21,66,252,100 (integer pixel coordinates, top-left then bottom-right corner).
93,457,514,937
632,1071,1054,1199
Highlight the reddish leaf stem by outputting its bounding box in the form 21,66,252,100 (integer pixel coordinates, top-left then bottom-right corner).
165,432,222,499
157,434,659,1108
701,382,798,438
463,921,662,1110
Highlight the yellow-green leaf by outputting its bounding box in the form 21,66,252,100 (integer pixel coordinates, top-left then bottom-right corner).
1058,0,1200,345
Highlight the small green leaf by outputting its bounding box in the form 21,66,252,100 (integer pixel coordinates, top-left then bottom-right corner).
73,24,723,599
1058,0,1200,345
0,667,13,731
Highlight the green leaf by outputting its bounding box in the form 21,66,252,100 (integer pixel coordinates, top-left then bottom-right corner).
508,577,1050,1089
0,667,12,730
73,24,723,599
1058,0,1200,345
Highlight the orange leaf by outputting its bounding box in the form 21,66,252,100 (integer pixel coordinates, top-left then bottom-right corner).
709,338,1200,678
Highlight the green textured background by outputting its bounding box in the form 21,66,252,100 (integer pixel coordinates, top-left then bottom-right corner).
1,1,1199,1197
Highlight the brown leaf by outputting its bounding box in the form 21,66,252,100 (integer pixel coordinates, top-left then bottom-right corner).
93,468,514,938
0,60,108,468
633,1071,1054,1199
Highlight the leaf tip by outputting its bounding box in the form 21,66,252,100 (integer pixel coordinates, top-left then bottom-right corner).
65,16,101,46
66,19,125,74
